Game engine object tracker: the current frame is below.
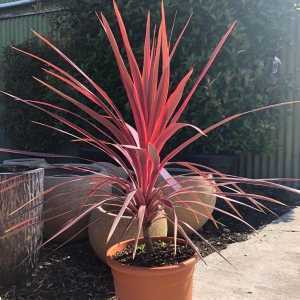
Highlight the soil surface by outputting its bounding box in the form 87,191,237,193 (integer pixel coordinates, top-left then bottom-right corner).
0,241,115,300
0,189,299,300
114,240,195,267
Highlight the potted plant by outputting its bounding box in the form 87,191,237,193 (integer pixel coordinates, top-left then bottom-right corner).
2,1,300,299
0,165,44,286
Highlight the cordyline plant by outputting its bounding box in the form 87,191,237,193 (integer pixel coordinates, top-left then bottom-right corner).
1,0,300,260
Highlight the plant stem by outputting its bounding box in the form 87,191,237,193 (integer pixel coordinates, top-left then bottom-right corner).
143,224,154,253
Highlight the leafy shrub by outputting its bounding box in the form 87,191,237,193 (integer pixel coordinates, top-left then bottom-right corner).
1,40,71,152
1,0,294,154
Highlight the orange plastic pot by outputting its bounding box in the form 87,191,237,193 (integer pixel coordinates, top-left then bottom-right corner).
106,237,198,300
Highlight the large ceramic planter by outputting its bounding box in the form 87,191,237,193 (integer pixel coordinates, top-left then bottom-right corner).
3,158,48,168
92,162,127,178
106,237,198,300
164,175,216,233
43,164,111,242
0,166,44,286
89,206,168,262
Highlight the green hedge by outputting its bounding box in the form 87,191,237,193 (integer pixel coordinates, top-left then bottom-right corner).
0,0,294,154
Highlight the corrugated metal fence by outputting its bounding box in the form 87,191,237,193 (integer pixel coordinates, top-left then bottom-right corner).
238,10,300,181
0,1,57,61
0,13,50,49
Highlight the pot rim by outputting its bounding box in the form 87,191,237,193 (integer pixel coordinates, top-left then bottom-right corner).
3,158,47,162
0,166,44,176
45,163,107,179
106,237,199,275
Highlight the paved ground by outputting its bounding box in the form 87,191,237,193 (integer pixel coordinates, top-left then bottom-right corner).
193,207,300,300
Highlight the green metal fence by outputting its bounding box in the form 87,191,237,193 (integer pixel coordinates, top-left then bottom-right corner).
0,1,56,53
0,13,51,50
238,10,300,181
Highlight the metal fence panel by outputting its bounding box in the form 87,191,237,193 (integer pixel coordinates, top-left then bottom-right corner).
238,11,300,181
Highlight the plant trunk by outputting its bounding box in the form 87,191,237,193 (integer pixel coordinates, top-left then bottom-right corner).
143,224,154,253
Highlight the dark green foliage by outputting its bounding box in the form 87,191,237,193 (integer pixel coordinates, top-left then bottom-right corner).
1,0,294,154
1,40,71,152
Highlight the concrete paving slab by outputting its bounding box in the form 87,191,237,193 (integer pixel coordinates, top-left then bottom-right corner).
193,207,300,300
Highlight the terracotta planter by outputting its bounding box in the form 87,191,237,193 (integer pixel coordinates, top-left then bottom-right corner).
165,175,216,233
43,164,111,242
106,237,198,300
89,206,168,262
